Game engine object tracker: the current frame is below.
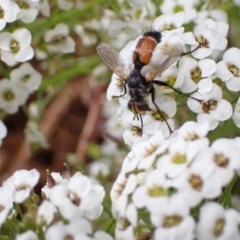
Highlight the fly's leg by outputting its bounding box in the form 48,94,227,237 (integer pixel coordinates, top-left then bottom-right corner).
181,45,200,56
153,80,201,103
112,83,127,99
150,87,173,134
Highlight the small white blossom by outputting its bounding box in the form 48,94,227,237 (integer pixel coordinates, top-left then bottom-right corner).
94,231,114,240
36,200,57,226
13,0,39,23
49,172,105,221
178,57,217,94
187,84,232,130
57,0,83,10
197,202,240,240
24,120,49,149
10,63,42,93
3,169,40,203
233,97,240,128
38,0,50,17
173,149,222,207
0,0,20,30
152,195,195,240
44,23,75,54
0,28,34,66
153,12,185,34
41,172,67,199
0,187,14,228
45,220,92,240
183,19,228,59
0,79,28,114
160,0,198,23
0,121,7,146
215,47,240,92
210,138,240,186
15,230,38,240
127,0,148,7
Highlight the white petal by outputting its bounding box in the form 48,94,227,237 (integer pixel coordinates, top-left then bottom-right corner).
210,99,232,121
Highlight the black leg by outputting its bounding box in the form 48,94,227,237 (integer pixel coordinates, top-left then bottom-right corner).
140,114,143,133
112,83,127,98
153,80,201,102
150,87,173,134
181,45,200,56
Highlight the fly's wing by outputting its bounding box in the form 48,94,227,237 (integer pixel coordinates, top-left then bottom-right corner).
141,35,183,81
96,43,127,81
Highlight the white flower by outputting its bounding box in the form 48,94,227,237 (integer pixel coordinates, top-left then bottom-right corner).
158,137,202,178
183,19,228,59
88,159,110,177
0,121,7,146
152,195,195,240
210,138,240,186
94,231,114,240
195,9,228,24
36,200,57,226
49,172,105,221
13,0,39,23
187,84,232,130
45,220,92,240
178,57,217,94
10,63,42,93
0,187,14,228
38,0,50,17
132,169,172,214
129,129,168,171
176,121,210,141
158,66,182,93
127,0,148,7
153,12,185,34
57,0,83,10
0,79,28,114
234,0,240,6
3,169,40,203
160,0,198,23
74,25,97,47
173,148,223,207
0,28,34,66
215,47,240,92
114,204,138,240
44,23,75,54
197,202,240,240
233,97,240,128
0,0,20,30
149,94,176,137
15,230,38,240
24,120,49,149
41,172,67,199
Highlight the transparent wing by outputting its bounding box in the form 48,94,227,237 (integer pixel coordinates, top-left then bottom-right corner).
141,35,183,81
96,43,127,81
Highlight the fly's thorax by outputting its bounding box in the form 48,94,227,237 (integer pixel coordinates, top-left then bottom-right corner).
127,69,145,88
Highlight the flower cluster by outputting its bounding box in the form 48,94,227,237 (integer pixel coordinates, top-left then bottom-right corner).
0,0,240,240
0,169,112,240
105,11,236,147
111,121,240,239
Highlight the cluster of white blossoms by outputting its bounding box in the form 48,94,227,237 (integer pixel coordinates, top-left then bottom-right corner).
105,11,240,146
0,169,113,240
98,2,240,240
110,121,240,240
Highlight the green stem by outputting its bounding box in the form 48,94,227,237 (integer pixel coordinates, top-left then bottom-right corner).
218,173,238,207
13,204,24,220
